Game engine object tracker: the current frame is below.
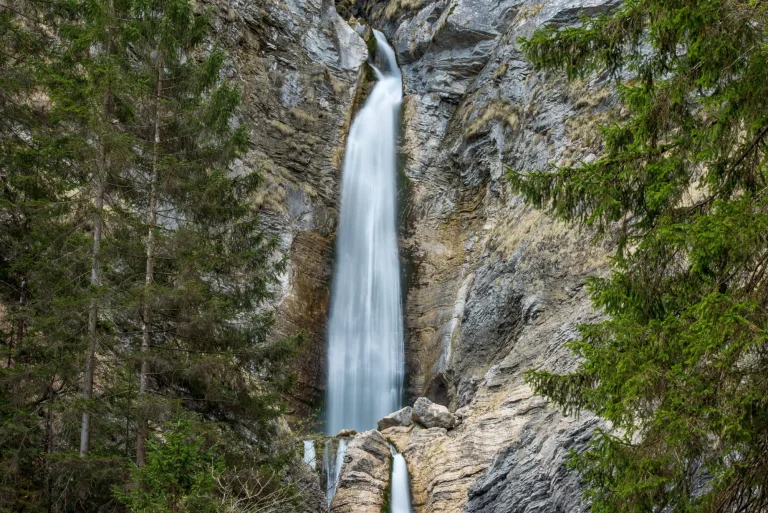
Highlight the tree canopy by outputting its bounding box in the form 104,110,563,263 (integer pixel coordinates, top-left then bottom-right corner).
510,1,768,511
0,0,304,510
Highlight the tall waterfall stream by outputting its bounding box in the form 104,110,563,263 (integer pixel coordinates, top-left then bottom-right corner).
317,30,413,511
325,30,404,435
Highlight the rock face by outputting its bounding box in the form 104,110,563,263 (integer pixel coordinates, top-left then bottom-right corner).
297,466,331,513
215,0,623,510
378,406,414,430
342,0,619,511
208,0,368,416
330,430,392,513
412,397,456,429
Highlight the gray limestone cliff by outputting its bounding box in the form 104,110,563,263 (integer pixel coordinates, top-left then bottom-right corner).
335,0,620,512
219,0,624,511
209,0,368,417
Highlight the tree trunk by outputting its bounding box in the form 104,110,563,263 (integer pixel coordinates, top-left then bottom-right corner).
137,57,162,467
80,171,104,456
80,9,112,455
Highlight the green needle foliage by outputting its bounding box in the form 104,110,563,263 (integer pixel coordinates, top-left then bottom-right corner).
1,0,303,510
510,1,768,511
119,0,294,467
115,417,221,513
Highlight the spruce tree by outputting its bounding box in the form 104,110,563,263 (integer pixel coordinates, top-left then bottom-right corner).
0,1,82,506
122,0,295,466
510,1,768,511
1,0,302,508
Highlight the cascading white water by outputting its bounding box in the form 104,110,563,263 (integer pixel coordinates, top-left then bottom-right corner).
325,30,405,435
323,438,348,505
390,446,413,513
303,440,316,469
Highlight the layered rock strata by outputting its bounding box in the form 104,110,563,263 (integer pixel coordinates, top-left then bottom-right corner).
340,0,620,511
222,0,624,510
330,430,393,513
209,0,368,416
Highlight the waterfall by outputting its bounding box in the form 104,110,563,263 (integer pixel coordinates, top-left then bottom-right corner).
390,446,413,513
325,29,405,435
324,438,348,505
303,440,316,469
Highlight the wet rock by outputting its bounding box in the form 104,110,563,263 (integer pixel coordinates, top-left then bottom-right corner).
412,397,457,429
337,428,357,437
330,430,392,513
377,406,414,430
381,424,416,453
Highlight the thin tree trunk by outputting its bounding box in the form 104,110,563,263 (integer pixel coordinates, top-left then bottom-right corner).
45,391,53,513
137,57,162,468
16,278,25,348
80,170,104,455
80,8,112,454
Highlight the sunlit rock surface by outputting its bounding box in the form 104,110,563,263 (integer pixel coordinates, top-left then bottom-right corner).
378,406,414,431
330,430,392,513
412,397,456,430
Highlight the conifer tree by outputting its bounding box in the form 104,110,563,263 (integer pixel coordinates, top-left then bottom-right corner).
123,0,294,466
1,0,302,508
47,0,141,457
0,1,81,506
510,1,768,511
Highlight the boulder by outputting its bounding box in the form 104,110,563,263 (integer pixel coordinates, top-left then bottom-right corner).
411,397,456,430
377,406,413,431
330,430,391,513
336,429,357,438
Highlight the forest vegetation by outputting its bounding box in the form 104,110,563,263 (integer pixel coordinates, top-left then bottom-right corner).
511,0,768,511
0,0,307,511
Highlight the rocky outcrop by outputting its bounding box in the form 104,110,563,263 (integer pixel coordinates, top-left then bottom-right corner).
412,397,456,429
330,430,392,513
297,466,331,513
378,406,414,430
208,0,368,417
342,0,620,511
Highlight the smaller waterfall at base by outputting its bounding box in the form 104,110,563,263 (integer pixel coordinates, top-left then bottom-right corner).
324,439,348,505
390,446,413,513
303,440,316,470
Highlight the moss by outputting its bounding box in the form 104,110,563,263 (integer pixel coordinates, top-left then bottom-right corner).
324,68,349,96
267,118,296,137
493,61,509,80
465,100,520,139
385,0,424,20
289,107,317,124
514,2,545,22
380,452,394,513
434,2,458,38
334,0,356,19
367,32,378,56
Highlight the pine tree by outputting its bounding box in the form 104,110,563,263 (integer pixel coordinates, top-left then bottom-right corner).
1,0,302,508
510,1,768,511
122,0,295,466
